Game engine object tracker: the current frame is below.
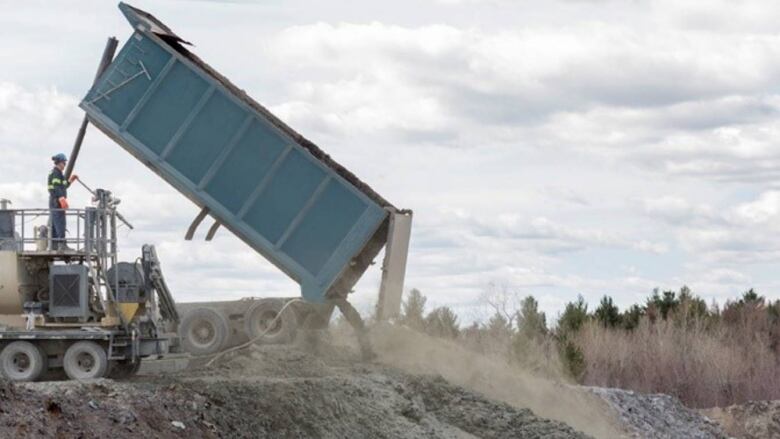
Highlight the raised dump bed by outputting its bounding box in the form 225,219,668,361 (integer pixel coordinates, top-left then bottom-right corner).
81,3,409,306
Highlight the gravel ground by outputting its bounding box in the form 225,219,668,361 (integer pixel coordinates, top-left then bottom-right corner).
0,344,592,439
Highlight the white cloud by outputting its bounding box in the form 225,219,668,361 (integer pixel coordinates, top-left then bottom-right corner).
734,191,780,225
1,0,779,321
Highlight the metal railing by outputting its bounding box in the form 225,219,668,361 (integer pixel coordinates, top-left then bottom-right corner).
0,206,122,317
4,208,117,258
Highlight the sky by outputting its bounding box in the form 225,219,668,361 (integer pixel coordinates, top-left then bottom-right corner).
0,0,778,323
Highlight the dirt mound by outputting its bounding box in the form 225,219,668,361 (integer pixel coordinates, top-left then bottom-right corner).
701,400,780,439
367,324,624,438
588,387,728,439
0,345,592,439
405,375,591,439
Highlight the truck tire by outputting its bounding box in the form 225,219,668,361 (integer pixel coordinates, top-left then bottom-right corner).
180,308,229,355
63,341,109,380
109,360,141,380
0,341,47,382
244,299,297,345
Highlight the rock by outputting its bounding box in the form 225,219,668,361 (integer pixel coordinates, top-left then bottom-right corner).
116,410,137,425
401,396,425,422
171,420,185,430
588,387,728,439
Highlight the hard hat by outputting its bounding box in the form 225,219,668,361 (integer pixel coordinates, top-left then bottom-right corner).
52,153,68,163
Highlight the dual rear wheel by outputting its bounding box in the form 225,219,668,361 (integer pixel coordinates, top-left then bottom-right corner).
179,300,298,356
0,341,46,382
62,341,109,380
180,308,229,355
244,300,297,345
0,340,138,382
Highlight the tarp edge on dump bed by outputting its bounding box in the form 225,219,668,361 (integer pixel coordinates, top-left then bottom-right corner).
118,2,396,211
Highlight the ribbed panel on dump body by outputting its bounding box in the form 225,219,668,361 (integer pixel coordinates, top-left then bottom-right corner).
80,3,393,302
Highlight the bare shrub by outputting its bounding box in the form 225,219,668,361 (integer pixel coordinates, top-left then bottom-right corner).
576,316,780,408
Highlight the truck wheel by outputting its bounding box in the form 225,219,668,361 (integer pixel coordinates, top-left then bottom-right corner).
0,341,47,382
180,308,229,355
244,299,297,345
109,360,141,380
63,341,108,380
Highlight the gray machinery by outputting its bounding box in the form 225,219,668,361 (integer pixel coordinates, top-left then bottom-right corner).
0,191,179,381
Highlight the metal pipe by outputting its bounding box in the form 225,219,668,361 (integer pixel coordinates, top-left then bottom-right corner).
65,37,119,179
205,220,221,241
185,207,210,240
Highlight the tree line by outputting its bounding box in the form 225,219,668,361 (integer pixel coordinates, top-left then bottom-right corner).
392,286,780,407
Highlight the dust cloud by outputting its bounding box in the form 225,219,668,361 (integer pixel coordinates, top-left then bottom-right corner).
365,324,624,439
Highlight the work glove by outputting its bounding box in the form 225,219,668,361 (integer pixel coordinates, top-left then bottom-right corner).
68,174,79,184
58,197,69,209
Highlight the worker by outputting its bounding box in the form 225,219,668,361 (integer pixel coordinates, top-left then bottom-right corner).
48,153,78,250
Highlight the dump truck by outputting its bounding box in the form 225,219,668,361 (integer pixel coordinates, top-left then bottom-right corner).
0,2,411,381
78,3,413,355
0,192,180,381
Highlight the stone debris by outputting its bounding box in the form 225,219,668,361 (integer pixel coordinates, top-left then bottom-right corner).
587,386,729,439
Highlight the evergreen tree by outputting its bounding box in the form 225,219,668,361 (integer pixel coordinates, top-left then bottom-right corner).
555,295,588,380
486,312,512,338
676,286,708,323
558,295,588,335
424,306,460,339
620,304,644,330
516,295,547,340
739,288,764,306
401,288,427,331
647,288,679,320
594,295,621,328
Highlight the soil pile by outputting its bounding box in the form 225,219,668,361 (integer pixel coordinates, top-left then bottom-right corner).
368,324,625,438
0,344,592,439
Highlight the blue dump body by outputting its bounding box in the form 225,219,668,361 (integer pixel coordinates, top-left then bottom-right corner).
81,3,396,303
